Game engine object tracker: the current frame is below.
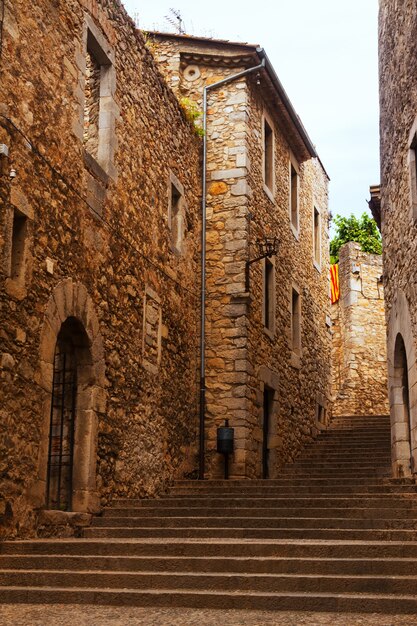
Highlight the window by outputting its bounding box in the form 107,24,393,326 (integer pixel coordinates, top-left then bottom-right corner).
262,387,274,479
170,183,183,253
263,257,275,335
316,403,327,425
290,161,299,232
83,20,116,175
10,210,27,280
263,117,274,192
409,124,417,220
313,206,321,268
142,287,162,375
291,286,301,355
168,173,186,254
83,46,101,160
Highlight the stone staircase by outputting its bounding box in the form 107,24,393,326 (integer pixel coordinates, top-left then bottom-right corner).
2,413,417,612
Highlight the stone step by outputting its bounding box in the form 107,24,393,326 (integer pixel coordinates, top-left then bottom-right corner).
280,461,390,469
91,516,417,530
3,554,417,576
171,478,414,487
83,527,417,541
1,586,417,613
2,570,417,595
5,539,417,558
101,507,417,519
301,450,391,456
280,465,390,472
122,497,417,517
169,486,417,496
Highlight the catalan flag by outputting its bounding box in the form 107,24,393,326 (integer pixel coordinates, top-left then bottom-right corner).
330,264,340,304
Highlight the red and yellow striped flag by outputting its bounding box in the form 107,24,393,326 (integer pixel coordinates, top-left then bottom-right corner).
330,264,340,304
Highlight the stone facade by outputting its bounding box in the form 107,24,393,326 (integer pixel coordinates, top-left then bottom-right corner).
0,1,334,538
150,34,333,478
0,0,201,537
379,0,417,477
331,242,388,416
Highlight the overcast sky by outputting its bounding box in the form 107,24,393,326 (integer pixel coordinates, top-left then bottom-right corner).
122,0,379,223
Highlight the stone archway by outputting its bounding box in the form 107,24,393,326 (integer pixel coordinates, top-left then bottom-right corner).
387,290,417,477
29,279,105,513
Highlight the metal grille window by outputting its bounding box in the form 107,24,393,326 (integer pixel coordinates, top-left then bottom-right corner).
46,338,77,511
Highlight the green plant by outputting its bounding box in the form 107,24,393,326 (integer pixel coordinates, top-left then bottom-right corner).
142,31,158,55
330,212,382,264
179,97,204,137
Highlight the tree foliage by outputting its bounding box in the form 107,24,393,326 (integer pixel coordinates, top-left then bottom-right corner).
330,212,382,264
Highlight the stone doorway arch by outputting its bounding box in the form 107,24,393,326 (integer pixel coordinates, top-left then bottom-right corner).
387,290,417,477
29,279,105,513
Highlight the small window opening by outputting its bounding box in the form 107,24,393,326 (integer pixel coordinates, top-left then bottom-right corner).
264,118,274,191
291,287,301,354
170,183,184,253
11,210,27,280
264,258,275,332
262,386,274,479
290,163,299,230
83,48,101,160
313,207,320,266
317,403,326,425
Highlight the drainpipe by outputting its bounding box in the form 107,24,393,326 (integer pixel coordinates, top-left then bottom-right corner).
199,58,266,480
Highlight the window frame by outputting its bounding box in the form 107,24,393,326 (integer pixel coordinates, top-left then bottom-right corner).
168,171,186,255
263,256,276,337
262,112,275,200
83,16,117,179
313,204,321,271
408,116,417,221
289,156,300,238
290,284,302,367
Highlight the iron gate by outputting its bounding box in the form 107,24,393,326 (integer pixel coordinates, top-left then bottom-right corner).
46,340,77,510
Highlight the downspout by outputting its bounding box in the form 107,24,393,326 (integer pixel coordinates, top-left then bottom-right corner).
199,58,266,480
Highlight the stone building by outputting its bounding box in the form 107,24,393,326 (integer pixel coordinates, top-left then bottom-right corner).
0,0,332,538
149,33,332,478
0,0,202,537
331,242,388,416
379,0,417,478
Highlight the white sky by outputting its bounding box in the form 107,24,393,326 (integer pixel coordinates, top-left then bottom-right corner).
122,0,379,222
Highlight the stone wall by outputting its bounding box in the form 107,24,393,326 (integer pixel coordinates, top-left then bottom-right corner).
379,0,417,476
331,242,388,416
0,0,201,537
150,34,333,479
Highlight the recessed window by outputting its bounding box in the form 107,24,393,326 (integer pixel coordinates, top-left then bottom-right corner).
291,287,301,354
263,117,274,192
263,257,275,334
317,403,327,425
10,210,27,280
168,174,186,255
83,24,115,174
409,130,417,220
290,162,299,232
83,47,101,160
313,206,321,267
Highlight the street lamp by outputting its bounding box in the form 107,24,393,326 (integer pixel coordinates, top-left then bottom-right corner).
245,236,279,291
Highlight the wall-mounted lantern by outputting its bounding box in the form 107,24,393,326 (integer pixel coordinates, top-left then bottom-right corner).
245,236,279,291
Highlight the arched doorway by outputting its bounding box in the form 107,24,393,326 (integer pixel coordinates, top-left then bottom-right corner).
393,333,413,474
29,280,105,514
46,317,90,511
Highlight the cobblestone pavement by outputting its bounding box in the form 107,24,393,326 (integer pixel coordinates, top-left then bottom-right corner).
1,606,417,626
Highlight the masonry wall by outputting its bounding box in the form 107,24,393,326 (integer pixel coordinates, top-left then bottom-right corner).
379,0,417,476
151,35,333,479
0,0,201,537
331,242,388,416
